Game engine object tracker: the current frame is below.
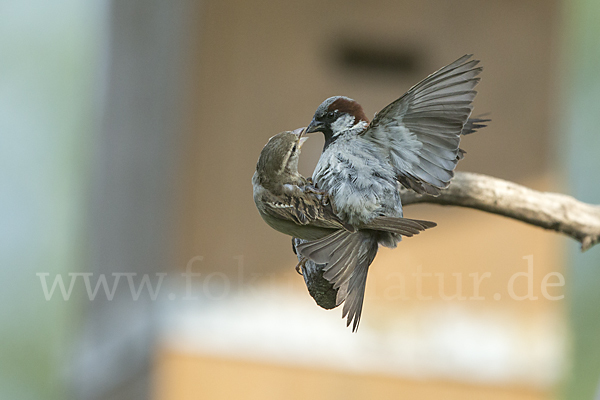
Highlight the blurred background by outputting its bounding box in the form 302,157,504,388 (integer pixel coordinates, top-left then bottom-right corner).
2,0,600,399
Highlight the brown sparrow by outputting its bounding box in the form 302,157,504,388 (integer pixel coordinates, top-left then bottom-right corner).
252,128,353,241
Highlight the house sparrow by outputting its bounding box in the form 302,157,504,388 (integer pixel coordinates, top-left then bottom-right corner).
297,54,484,330
252,128,354,241
252,128,436,329
252,128,436,274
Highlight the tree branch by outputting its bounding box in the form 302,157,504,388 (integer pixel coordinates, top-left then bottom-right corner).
401,172,600,252
301,171,600,309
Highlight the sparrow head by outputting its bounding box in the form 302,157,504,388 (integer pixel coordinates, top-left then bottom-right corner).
305,96,370,143
255,127,308,186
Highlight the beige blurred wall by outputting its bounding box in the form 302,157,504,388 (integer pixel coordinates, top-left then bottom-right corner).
164,0,565,398
176,0,561,276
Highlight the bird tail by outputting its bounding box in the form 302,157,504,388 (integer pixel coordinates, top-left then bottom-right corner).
457,116,490,159
461,115,491,136
297,230,377,332
297,217,436,331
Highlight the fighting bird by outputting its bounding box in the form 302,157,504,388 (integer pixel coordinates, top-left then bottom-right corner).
252,128,436,272
297,54,486,330
253,128,353,241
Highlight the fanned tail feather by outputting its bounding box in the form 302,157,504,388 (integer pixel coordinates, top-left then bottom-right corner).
297,217,435,331
297,230,377,332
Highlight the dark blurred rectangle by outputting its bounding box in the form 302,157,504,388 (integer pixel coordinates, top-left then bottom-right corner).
336,41,421,75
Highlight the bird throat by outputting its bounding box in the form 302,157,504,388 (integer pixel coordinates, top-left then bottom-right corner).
323,117,368,150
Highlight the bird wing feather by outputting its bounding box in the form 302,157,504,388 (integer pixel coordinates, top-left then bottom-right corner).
361,54,483,195
262,189,354,231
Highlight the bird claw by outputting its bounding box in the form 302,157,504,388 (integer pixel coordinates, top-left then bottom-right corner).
304,184,325,196
295,258,307,275
304,184,331,206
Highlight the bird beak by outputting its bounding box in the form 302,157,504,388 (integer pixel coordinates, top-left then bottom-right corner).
305,118,324,134
291,127,305,137
292,127,309,148
298,136,309,148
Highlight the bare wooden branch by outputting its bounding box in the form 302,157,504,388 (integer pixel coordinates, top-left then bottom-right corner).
302,171,600,309
400,172,600,252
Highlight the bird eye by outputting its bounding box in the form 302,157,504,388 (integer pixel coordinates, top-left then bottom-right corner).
292,144,297,152
327,111,335,119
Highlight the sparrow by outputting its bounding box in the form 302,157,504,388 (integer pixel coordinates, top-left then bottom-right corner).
252,128,353,242
252,128,436,273
297,54,485,330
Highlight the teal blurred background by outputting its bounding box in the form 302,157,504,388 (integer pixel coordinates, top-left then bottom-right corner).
0,1,105,399
563,0,600,399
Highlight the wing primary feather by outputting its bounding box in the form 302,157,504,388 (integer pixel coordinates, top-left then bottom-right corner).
361,55,483,193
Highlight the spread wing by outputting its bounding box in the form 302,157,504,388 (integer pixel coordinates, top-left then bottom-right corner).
362,54,482,195
262,188,354,231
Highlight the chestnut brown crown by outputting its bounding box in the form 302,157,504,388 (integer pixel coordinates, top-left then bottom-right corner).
305,96,370,143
